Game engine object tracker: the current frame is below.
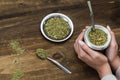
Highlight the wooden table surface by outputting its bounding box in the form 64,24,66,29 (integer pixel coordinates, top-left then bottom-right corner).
0,0,120,80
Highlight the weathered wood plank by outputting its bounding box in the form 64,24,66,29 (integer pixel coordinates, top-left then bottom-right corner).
0,0,120,80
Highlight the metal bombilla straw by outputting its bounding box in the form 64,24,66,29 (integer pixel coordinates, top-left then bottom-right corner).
87,0,95,31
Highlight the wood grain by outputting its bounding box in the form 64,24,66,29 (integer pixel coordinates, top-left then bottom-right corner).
0,0,120,80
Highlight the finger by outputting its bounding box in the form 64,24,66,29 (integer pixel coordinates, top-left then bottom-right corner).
78,47,92,62
107,25,116,42
78,40,99,58
76,26,90,43
75,41,92,62
107,26,117,45
74,42,79,55
85,26,90,29
107,25,111,31
74,41,82,56
76,29,85,43
111,31,117,44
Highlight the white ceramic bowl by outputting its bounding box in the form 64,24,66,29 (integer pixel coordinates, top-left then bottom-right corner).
84,25,111,50
40,13,74,42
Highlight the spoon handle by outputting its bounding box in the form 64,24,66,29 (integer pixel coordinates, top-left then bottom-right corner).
87,0,95,30
47,57,72,74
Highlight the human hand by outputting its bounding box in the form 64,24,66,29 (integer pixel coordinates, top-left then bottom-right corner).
106,26,120,71
74,28,112,78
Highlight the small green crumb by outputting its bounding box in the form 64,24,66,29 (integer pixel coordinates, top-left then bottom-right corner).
36,48,48,59
9,40,25,55
9,40,24,80
11,69,24,80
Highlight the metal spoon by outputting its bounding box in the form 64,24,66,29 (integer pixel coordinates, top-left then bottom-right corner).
87,0,95,31
36,49,72,74
47,57,72,74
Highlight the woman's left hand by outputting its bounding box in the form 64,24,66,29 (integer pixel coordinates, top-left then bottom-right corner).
74,28,112,78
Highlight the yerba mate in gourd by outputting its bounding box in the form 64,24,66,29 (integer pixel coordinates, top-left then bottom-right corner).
88,29,107,46
84,25,111,50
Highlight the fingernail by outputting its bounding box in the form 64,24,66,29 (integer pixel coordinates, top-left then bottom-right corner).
82,29,85,32
107,25,111,31
86,26,89,29
78,40,84,46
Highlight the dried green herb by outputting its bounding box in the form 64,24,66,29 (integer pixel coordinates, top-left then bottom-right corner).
88,29,107,46
9,40,25,80
11,69,24,80
36,48,48,59
9,40,25,55
44,17,71,40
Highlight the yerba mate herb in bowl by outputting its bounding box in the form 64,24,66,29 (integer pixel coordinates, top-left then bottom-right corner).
40,13,74,42
88,29,107,46
44,17,71,40
84,25,111,50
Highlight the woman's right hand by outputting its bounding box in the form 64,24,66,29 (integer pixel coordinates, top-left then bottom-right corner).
106,26,120,71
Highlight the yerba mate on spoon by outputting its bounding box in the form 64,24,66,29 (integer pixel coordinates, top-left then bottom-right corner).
36,48,72,74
